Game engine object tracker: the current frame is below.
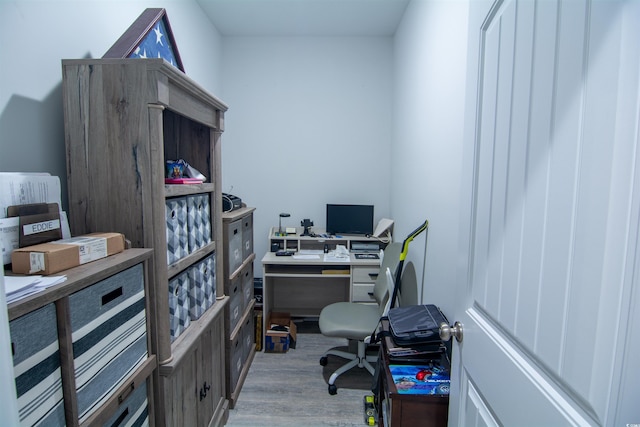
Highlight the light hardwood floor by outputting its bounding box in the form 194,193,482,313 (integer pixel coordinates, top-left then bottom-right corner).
226,333,373,426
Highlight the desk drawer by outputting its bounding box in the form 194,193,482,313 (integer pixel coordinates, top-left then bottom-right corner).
352,283,376,303
352,266,379,283
69,264,148,422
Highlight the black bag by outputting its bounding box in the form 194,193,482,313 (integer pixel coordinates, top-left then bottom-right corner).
388,304,448,346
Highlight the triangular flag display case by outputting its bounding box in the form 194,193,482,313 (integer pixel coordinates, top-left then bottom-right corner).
103,8,185,72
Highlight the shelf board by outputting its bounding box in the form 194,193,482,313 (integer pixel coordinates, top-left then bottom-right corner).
164,182,215,198
159,296,228,374
167,242,216,279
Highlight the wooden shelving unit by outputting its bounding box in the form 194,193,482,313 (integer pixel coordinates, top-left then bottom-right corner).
62,58,229,426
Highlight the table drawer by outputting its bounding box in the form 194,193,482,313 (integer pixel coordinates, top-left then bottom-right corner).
352,266,379,283
352,283,376,303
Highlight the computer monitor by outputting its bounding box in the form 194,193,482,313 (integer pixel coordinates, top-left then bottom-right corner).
326,204,374,235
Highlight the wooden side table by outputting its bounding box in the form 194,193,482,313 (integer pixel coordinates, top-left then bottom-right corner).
375,321,450,427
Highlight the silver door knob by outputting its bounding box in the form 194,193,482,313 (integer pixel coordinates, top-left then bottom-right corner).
440,321,463,343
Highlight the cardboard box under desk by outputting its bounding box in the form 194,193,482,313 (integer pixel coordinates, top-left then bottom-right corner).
265,312,297,353
11,232,125,275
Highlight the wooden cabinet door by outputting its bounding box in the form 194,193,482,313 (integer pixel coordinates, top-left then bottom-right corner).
162,346,199,426
198,312,226,425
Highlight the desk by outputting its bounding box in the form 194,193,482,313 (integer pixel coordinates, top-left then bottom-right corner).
261,227,387,344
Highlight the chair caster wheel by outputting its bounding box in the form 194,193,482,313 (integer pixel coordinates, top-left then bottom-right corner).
328,384,337,395
319,356,328,366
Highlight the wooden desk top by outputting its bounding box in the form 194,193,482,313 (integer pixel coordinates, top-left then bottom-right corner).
261,251,381,266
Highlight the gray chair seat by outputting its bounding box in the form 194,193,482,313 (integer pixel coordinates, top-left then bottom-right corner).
319,302,380,340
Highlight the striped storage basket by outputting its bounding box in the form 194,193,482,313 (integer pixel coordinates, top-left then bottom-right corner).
10,303,66,426
68,264,148,422
102,379,149,427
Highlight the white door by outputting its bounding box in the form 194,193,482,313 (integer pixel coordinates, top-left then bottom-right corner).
449,0,640,425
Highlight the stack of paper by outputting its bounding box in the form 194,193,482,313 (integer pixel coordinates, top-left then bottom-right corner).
0,172,71,265
4,275,66,303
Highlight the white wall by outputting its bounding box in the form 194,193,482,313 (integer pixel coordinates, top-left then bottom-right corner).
0,0,223,209
391,0,469,316
220,36,394,267
0,268,20,425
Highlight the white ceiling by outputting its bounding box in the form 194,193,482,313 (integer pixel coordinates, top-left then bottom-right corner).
195,0,411,36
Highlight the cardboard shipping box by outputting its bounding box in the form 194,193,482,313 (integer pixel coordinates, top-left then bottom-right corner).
265,311,297,353
11,232,125,275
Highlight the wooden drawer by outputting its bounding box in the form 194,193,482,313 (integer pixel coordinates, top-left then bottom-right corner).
9,304,66,426
68,264,148,422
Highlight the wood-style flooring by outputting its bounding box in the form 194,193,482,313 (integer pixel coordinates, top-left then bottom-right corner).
226,333,375,426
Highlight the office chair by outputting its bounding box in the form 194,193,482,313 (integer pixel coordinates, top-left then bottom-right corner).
318,242,402,395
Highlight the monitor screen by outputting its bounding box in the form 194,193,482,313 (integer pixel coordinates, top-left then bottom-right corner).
326,204,374,235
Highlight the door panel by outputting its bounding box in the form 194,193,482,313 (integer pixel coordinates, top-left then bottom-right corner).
452,0,640,425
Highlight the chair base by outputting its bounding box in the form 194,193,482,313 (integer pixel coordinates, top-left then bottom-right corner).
320,340,378,394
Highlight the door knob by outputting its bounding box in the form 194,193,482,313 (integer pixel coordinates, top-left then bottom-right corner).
440,321,463,343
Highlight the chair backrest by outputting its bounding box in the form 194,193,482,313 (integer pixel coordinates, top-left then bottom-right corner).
372,242,402,313
381,267,396,316
397,261,419,307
